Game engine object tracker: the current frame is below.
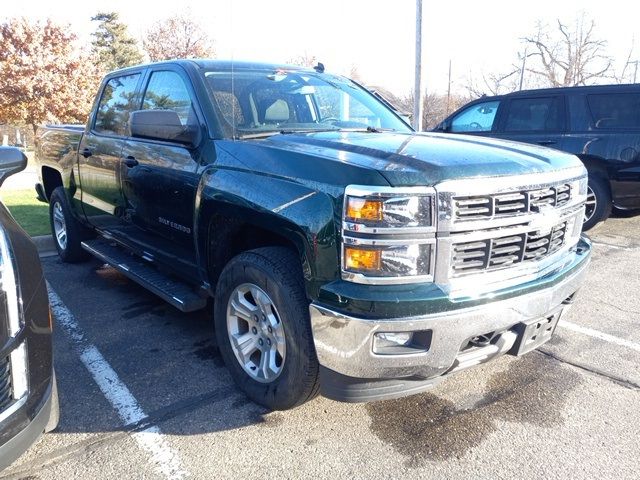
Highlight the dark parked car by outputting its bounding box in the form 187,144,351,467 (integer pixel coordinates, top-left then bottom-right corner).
0,147,58,470
434,84,640,229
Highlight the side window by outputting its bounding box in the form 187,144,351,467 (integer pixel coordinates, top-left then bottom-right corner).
142,71,197,129
587,93,640,129
504,97,563,132
450,101,500,132
94,73,140,136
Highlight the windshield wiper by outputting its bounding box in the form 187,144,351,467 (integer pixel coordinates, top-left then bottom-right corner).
235,131,281,140
236,126,395,139
365,126,395,133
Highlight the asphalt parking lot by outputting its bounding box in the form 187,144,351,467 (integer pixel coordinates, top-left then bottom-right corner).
2,214,639,480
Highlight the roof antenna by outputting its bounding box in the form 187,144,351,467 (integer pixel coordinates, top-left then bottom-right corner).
314,62,325,73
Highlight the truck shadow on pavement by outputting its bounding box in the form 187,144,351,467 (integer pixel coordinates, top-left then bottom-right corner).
366,354,582,467
47,259,272,439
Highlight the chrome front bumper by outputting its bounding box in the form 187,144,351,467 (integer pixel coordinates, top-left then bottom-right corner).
310,246,590,382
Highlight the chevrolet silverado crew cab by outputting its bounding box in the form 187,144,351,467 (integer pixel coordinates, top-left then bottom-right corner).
35,60,591,410
434,84,640,230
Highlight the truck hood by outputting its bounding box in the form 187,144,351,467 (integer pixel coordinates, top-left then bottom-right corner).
261,131,583,186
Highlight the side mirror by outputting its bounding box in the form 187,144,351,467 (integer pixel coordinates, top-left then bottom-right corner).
0,147,27,188
435,120,450,132
129,110,199,147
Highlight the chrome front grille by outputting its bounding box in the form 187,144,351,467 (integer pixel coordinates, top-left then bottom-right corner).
451,221,569,275
454,183,571,220
0,356,13,411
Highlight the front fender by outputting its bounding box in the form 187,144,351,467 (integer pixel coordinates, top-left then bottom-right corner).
195,167,339,300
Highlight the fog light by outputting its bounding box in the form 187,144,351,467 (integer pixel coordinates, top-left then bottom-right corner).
373,330,432,355
344,247,381,271
10,342,28,399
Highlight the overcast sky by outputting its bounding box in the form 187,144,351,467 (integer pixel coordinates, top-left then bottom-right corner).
3,0,638,96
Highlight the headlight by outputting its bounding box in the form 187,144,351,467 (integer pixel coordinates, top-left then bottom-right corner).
0,226,21,336
341,185,436,284
0,226,29,400
343,185,435,233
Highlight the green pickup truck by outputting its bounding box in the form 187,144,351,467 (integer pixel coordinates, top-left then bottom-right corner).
35,60,591,410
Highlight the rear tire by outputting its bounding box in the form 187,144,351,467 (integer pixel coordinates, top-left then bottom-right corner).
582,176,611,231
49,187,92,262
214,247,320,410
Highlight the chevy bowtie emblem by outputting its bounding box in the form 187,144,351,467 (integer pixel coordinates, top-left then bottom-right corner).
529,207,560,231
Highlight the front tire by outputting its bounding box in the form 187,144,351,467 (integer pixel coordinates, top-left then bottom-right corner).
582,176,611,231
214,247,320,410
49,187,92,262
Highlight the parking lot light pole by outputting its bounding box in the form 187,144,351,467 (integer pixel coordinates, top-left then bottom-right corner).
413,0,424,131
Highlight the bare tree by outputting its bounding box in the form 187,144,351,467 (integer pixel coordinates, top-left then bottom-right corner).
613,40,637,84
400,91,471,131
143,14,215,62
523,15,612,87
464,69,520,97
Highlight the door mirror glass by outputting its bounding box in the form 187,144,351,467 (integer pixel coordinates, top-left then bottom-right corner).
129,110,198,146
435,120,450,132
0,146,27,187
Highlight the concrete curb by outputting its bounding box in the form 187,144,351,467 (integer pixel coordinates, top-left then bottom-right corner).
32,234,56,257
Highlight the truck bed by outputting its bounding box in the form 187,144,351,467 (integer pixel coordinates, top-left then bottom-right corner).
35,124,84,177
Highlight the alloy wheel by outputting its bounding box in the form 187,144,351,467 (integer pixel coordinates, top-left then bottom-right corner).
584,185,597,224
52,201,67,250
226,283,286,383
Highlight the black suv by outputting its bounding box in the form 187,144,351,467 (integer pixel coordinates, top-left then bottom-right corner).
434,84,640,230
0,147,58,470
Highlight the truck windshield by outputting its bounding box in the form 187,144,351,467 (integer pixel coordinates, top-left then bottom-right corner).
203,69,412,139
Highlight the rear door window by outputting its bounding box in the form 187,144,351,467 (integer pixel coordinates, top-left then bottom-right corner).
503,97,564,132
450,101,500,132
587,93,640,129
94,73,141,136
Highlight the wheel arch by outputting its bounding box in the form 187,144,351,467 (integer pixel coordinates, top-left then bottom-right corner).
575,154,611,181
41,166,63,201
195,170,339,301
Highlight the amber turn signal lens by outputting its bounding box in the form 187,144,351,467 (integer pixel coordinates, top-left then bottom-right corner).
346,198,383,222
344,247,381,271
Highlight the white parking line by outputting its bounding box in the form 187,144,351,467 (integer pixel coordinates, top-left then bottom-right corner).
559,320,640,353
48,286,188,480
591,241,637,251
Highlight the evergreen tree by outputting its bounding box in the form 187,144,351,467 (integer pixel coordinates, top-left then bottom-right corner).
90,12,143,71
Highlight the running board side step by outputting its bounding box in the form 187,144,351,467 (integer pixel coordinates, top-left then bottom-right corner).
81,238,207,312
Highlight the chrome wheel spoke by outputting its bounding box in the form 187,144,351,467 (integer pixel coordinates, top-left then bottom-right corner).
231,332,259,364
230,289,259,322
258,346,278,380
52,202,67,249
584,187,597,223
252,287,272,315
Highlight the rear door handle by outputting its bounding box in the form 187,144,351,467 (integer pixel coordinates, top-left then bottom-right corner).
123,156,138,168
537,141,556,146
81,148,93,158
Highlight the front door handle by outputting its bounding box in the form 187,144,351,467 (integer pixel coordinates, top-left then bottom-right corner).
123,156,138,168
537,140,557,146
